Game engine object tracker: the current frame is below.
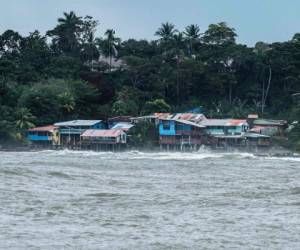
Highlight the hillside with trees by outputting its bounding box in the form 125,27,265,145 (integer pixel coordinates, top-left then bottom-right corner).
0,11,299,149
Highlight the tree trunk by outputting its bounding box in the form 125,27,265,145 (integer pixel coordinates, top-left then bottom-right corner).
109,41,112,72
261,78,265,114
176,57,180,106
229,82,232,104
262,65,272,114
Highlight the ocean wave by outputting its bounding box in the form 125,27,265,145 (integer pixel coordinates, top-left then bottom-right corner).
10,149,300,162
264,156,300,162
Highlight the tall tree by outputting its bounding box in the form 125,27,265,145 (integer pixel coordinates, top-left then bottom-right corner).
80,15,99,68
155,22,178,52
184,24,201,57
202,22,236,45
102,29,121,72
47,11,83,56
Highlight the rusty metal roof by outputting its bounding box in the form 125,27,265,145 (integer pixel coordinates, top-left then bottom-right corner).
28,125,58,133
175,119,206,128
170,113,206,122
228,119,248,126
200,119,248,127
81,129,124,138
253,119,287,126
153,113,171,119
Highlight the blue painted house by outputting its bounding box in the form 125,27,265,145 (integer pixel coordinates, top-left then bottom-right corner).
54,120,106,146
159,119,207,148
27,125,58,145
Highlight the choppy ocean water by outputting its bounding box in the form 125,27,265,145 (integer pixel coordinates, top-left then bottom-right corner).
1,150,300,249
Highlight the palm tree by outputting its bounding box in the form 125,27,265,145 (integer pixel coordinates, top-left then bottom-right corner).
184,24,201,57
172,33,185,105
104,29,121,72
47,11,82,55
155,22,177,42
15,108,35,140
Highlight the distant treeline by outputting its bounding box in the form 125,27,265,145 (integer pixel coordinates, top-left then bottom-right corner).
0,11,299,148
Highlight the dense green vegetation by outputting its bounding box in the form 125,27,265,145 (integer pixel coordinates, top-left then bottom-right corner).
0,11,299,148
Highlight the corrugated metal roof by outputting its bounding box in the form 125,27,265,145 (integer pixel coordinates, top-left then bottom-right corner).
170,113,206,122
54,120,102,127
200,119,229,126
228,119,248,126
131,115,157,120
28,125,58,132
159,118,206,128
175,119,206,128
108,116,132,122
200,119,247,127
253,119,287,126
81,129,123,138
111,122,134,131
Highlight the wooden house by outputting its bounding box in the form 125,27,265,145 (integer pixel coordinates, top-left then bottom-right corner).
244,133,271,147
252,119,288,137
27,125,58,146
200,119,249,136
54,120,106,146
81,129,127,150
199,119,249,148
159,119,208,150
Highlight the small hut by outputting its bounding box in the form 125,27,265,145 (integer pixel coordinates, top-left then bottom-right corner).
81,129,127,151
27,125,58,146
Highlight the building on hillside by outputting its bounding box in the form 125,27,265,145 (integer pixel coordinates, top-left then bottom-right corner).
27,125,59,146
108,116,133,128
98,55,125,71
158,119,208,150
252,119,288,136
54,120,106,146
81,129,127,150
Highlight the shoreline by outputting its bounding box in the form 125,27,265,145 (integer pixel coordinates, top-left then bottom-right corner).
0,145,297,158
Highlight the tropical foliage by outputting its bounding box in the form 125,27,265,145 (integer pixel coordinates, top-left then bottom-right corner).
0,12,300,149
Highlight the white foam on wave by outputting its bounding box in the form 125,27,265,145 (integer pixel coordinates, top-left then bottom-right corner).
128,152,224,160
264,156,300,162
37,149,113,157
32,149,300,163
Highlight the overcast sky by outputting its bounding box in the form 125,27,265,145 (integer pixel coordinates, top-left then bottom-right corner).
1,0,299,46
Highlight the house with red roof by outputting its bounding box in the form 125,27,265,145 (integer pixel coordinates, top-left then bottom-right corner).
81,129,127,145
27,125,59,145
